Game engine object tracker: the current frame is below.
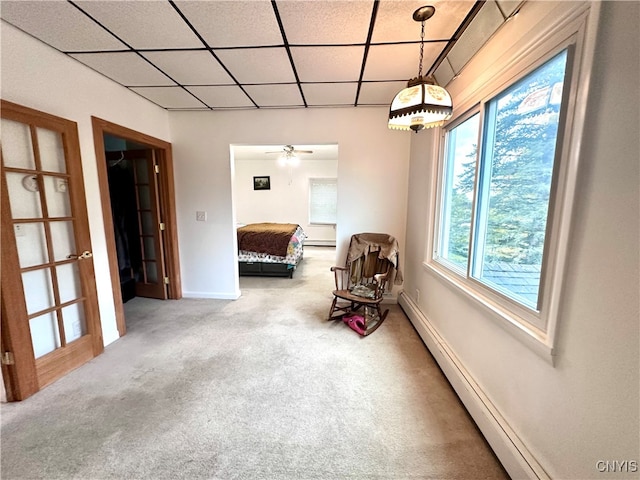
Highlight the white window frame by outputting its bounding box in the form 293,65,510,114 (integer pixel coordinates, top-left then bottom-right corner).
424,2,600,360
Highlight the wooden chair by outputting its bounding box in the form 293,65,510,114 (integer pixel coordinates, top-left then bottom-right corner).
328,233,400,336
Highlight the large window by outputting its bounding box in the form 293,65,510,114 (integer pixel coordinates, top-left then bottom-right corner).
434,49,570,323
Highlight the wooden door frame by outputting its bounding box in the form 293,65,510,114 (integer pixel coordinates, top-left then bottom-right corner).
91,117,181,337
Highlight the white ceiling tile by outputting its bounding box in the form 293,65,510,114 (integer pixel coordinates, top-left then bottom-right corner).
291,46,364,83
74,0,201,49
447,1,504,73
130,86,206,109
372,1,475,43
141,51,234,85
277,1,373,45
363,43,443,82
358,81,407,105
0,0,127,51
69,52,175,86
214,48,295,84
302,83,357,106
242,84,303,107
173,0,282,47
186,86,255,108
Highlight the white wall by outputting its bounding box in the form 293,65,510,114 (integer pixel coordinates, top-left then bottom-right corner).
1,22,171,346
233,155,337,245
401,2,639,479
169,108,410,299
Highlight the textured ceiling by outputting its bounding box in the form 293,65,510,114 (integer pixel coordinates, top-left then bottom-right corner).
1,0,523,111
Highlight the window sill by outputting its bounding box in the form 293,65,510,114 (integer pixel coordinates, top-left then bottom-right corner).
422,260,556,365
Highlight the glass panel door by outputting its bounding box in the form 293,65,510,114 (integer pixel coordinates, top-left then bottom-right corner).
1,101,102,399
131,150,167,299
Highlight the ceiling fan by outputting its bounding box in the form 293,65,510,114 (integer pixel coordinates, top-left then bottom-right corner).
265,144,313,156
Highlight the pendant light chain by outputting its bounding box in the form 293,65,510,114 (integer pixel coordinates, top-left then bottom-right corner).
418,20,425,78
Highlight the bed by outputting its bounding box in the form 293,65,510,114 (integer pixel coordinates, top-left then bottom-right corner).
237,222,306,278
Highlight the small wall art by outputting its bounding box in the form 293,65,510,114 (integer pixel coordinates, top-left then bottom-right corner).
253,176,270,190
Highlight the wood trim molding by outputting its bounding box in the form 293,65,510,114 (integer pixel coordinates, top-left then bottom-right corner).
90,117,182,337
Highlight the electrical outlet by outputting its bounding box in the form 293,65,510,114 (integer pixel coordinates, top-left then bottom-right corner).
196,211,207,222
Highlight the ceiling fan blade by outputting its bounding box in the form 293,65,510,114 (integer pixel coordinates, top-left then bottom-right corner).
293,149,313,154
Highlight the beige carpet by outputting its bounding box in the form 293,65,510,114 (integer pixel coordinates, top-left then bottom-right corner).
0,247,508,479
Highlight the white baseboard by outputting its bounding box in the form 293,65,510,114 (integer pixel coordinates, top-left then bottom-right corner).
304,240,336,247
398,292,549,480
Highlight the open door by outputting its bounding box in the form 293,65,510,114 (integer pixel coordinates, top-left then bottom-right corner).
92,117,181,337
107,148,168,300
1,101,103,401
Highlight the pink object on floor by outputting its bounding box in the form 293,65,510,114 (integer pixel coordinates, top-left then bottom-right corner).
343,314,366,335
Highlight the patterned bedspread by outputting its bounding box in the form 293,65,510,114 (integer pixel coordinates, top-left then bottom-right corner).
238,224,306,265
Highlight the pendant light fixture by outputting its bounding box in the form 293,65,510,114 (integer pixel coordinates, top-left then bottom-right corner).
388,6,453,132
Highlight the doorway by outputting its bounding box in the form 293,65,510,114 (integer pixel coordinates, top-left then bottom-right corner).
91,117,181,337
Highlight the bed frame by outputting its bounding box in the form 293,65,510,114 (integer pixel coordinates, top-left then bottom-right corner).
238,254,303,278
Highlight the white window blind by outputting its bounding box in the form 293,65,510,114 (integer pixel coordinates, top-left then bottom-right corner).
309,178,337,225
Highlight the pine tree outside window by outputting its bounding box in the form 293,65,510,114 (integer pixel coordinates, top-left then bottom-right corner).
435,50,569,319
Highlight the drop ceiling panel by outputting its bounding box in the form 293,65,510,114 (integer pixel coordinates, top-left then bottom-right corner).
447,1,504,73
358,81,407,105
1,0,508,111
186,86,255,108
291,46,364,83
0,1,126,52
302,83,358,106
74,0,201,49
130,86,205,109
372,0,475,43
363,43,442,81
214,47,296,84
174,0,283,47
278,1,373,45
141,51,234,85
69,52,175,87
243,84,303,107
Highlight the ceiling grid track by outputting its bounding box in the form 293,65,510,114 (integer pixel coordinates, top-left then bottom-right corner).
354,0,380,107
67,0,210,110
271,0,307,108
168,0,259,109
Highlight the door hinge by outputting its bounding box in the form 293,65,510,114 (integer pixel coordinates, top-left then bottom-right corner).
164,276,170,285
159,222,166,231
154,164,160,174
1,352,15,365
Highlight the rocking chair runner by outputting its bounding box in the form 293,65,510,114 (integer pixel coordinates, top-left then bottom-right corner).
328,233,402,336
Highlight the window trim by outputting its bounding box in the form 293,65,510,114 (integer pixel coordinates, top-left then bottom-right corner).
424,2,601,360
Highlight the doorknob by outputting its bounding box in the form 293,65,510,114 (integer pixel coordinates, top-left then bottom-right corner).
67,250,93,260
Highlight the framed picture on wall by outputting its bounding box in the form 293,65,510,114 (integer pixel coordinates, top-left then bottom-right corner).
253,176,270,190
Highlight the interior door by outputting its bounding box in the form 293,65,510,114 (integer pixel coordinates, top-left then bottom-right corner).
129,149,167,299
0,100,103,401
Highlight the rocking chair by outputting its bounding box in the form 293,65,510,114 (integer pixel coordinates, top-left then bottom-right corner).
328,233,401,336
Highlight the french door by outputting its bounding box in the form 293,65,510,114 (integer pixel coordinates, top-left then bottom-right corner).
108,148,167,300
1,101,103,401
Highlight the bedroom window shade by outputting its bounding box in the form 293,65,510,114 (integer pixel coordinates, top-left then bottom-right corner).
309,178,337,225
